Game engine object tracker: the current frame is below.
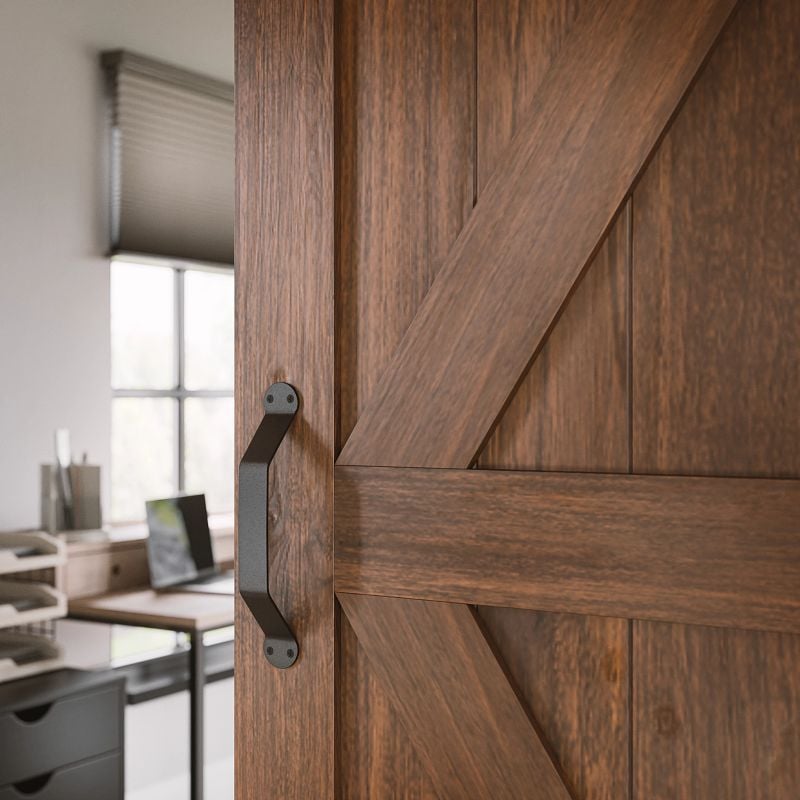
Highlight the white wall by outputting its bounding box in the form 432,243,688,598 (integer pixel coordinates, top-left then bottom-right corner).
0,0,233,530
0,3,234,797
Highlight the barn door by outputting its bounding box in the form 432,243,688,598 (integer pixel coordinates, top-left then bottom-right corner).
235,0,800,798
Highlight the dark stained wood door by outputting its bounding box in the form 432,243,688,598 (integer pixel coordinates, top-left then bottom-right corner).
235,0,800,797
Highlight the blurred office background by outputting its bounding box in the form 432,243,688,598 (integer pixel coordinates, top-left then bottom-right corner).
0,2,234,797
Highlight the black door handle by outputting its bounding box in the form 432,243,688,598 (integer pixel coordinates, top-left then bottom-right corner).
238,382,299,668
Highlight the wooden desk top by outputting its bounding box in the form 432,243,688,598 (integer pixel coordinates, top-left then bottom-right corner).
69,588,235,633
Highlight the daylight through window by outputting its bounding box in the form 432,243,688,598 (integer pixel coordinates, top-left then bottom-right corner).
110,258,234,522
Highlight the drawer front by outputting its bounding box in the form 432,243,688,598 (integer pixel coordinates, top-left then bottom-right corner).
0,752,121,800
0,686,121,785
65,545,149,599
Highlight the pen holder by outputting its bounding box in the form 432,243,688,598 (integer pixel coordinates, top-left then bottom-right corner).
40,464,102,532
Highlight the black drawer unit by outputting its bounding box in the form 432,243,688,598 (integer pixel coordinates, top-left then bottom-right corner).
0,669,124,799
0,752,121,800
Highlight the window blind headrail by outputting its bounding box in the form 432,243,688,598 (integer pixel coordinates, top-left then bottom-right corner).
102,50,233,103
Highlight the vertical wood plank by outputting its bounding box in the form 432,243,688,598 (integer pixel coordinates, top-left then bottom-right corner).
235,1,334,798
336,0,474,793
478,0,629,474
632,0,800,478
635,622,800,799
479,608,630,800
337,0,475,447
633,1,800,796
338,612,440,800
476,0,586,192
475,3,630,797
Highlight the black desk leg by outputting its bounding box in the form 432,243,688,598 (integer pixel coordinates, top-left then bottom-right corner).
189,631,205,800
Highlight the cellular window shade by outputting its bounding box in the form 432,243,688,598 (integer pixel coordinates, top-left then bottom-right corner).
102,51,234,265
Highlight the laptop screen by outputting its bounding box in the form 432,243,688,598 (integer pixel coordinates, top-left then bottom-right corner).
145,494,216,589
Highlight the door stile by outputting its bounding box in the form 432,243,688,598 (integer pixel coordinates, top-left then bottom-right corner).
235,1,335,798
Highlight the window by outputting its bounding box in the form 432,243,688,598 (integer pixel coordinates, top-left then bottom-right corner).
110,258,234,523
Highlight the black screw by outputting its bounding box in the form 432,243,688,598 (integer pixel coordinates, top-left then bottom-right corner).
287,395,295,404
266,394,274,403
287,649,294,659
266,646,274,655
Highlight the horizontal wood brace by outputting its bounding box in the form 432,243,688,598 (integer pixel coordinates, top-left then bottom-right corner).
335,466,800,634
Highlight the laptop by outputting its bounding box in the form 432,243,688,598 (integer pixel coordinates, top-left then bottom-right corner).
145,494,234,595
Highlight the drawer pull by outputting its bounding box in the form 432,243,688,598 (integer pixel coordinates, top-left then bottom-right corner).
13,772,52,796
13,704,52,724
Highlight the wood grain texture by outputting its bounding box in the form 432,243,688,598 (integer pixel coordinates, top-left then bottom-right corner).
338,593,572,800
632,0,800,478
478,607,629,800
477,0,629,473
477,208,631,795
480,203,630,471
476,0,586,192
335,1,474,792
235,1,334,798
475,8,631,798
631,2,800,795
338,0,737,469
634,621,800,799
336,0,474,449
335,466,800,634
338,609,440,800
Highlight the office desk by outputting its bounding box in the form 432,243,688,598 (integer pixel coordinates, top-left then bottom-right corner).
69,589,234,800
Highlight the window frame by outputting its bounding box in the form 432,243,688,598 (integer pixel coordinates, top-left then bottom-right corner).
111,256,234,516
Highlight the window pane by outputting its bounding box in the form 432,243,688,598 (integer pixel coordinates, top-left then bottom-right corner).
184,397,234,513
111,261,175,389
112,397,176,522
184,270,234,390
